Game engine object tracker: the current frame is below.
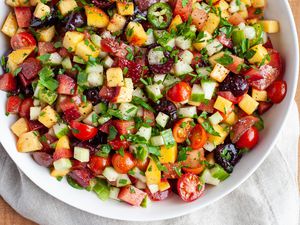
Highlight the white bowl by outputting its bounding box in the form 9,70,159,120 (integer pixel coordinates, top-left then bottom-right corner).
0,0,298,221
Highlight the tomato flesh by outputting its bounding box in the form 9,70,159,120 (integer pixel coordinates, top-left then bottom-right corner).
11,32,36,50
177,173,205,202
167,82,192,103
236,126,259,150
88,155,111,175
112,151,136,174
70,121,98,141
267,80,287,104
108,138,130,150
6,96,22,114
189,124,207,149
173,118,194,143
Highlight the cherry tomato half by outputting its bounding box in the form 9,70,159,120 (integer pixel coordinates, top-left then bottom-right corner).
167,82,192,103
108,138,130,150
11,32,36,50
88,155,111,175
112,151,136,174
173,118,194,143
189,124,207,149
70,121,98,141
177,173,205,202
236,126,259,150
182,148,206,175
267,80,287,104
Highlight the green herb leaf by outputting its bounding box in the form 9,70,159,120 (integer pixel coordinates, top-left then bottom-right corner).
201,121,221,136
215,54,233,66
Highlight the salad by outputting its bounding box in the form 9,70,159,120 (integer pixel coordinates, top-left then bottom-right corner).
0,0,287,207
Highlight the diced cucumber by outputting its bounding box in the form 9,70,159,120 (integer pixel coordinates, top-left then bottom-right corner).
98,115,112,125
145,29,155,46
161,129,175,148
147,184,159,194
194,2,211,13
209,111,223,125
130,144,148,161
93,179,110,201
135,180,146,189
155,112,169,128
86,63,103,74
74,147,90,163
190,84,205,103
196,67,211,77
133,87,147,101
146,84,163,102
48,52,62,65
73,55,86,64
33,99,40,106
150,135,165,146
180,50,193,65
201,79,217,100
62,57,72,70
34,83,42,98
38,88,58,105
148,47,165,65
206,39,223,56
178,106,197,118
174,60,194,76
90,34,102,48
163,74,180,87
103,167,120,182
175,36,192,50
87,72,103,87
136,126,152,141
30,106,41,121
116,174,132,187
203,141,216,152
83,111,99,127
103,56,114,68
53,158,72,171
136,106,144,117
140,195,151,208
130,167,147,183
118,102,138,120
210,164,230,181
93,102,107,114
109,187,120,201
200,169,220,186
53,122,69,138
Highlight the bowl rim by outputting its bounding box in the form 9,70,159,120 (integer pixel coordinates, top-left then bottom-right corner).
0,0,299,222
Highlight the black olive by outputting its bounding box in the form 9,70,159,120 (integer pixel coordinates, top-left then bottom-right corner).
154,98,178,127
214,143,242,173
219,75,249,97
89,131,108,146
91,0,115,9
83,87,102,105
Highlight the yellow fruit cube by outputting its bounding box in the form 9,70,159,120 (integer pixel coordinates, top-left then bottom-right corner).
17,131,43,152
107,14,127,33
34,2,51,19
106,67,124,87
116,2,134,16
208,124,229,146
251,0,266,8
75,40,100,61
247,18,259,25
221,10,230,19
1,12,18,38
38,26,55,42
126,22,148,47
38,106,58,128
11,118,29,137
238,94,259,115
259,20,280,33
85,5,109,28
248,44,269,65
78,101,93,118
241,0,252,5
224,111,238,125
50,169,70,177
214,96,233,114
145,159,161,185
58,0,78,16
193,31,212,51
205,0,219,3
30,0,42,6
210,63,230,82
209,52,225,67
7,47,35,72
56,136,70,150
238,8,248,19
5,0,20,7
63,31,85,52
168,15,183,32
201,13,220,34
159,144,178,164
252,89,268,101
214,0,229,11
159,180,171,192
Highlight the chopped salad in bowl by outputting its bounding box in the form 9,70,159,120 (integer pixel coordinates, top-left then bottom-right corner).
0,0,287,207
